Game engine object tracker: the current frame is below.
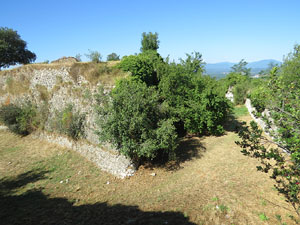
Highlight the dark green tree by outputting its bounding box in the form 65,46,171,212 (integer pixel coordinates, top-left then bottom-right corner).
95,79,178,163
0,27,36,69
107,52,120,61
140,32,160,52
85,49,102,63
231,59,251,76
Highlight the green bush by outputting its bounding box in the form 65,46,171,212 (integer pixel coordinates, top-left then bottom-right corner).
53,105,85,140
95,79,178,163
118,51,163,86
0,102,39,135
249,86,267,112
158,61,231,135
233,82,248,105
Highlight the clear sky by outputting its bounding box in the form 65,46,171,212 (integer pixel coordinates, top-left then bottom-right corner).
1,0,300,63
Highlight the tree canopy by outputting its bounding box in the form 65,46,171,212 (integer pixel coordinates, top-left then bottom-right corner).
0,27,36,69
140,32,160,52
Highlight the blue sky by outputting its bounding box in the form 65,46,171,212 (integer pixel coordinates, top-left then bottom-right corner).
1,0,300,63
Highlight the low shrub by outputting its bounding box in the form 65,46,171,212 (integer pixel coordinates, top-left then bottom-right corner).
52,105,85,140
0,102,39,135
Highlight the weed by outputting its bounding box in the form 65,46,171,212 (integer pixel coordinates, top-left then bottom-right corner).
218,204,229,213
259,213,269,221
275,214,282,221
52,104,85,140
211,197,219,201
233,105,248,118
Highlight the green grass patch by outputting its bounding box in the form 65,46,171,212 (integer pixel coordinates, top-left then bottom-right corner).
233,105,249,118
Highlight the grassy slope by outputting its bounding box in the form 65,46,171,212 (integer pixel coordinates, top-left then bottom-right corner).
0,112,297,224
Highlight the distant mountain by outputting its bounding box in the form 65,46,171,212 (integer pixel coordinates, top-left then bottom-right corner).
205,59,281,79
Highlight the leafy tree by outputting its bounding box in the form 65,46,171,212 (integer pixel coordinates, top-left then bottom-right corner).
118,51,163,86
85,49,102,63
107,52,120,61
159,54,231,135
140,32,160,52
95,79,178,163
0,27,36,69
231,59,251,76
179,51,205,74
236,45,300,217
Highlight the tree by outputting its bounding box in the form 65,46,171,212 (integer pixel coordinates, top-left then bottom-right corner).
118,51,163,86
0,27,36,69
107,53,120,61
140,32,160,52
231,59,251,76
95,79,178,163
85,49,102,63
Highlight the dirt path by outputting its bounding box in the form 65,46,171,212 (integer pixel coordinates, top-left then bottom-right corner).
0,115,297,224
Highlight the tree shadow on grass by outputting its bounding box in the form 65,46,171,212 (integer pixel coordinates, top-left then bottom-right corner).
0,170,197,225
223,115,246,133
144,137,206,171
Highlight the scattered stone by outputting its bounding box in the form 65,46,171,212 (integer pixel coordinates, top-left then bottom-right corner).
150,173,156,176
66,178,69,183
60,180,63,184
75,187,81,192
7,162,12,165
106,181,110,185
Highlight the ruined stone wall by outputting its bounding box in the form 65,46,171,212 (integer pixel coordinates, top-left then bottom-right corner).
0,63,135,178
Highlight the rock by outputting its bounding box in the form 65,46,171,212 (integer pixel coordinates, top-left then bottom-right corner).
60,180,63,184
150,173,156,177
106,181,110,185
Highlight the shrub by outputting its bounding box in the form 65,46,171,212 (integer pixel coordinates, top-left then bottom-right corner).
249,86,267,113
85,49,102,63
118,51,163,86
107,53,120,61
53,105,85,140
95,79,178,163
0,102,39,135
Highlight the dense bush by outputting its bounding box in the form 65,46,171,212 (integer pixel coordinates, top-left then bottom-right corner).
95,79,178,163
107,53,120,61
0,102,39,135
118,51,163,86
158,58,231,135
52,105,85,140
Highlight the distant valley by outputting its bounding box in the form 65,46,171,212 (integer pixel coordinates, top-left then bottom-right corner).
205,59,281,79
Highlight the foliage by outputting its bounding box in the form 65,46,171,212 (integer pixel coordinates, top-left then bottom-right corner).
95,79,178,163
85,49,102,63
75,53,82,62
107,52,120,61
236,44,300,217
232,82,248,105
158,56,231,135
118,51,163,86
230,59,251,76
0,102,39,135
140,32,159,52
0,27,36,69
53,105,85,140
179,51,205,74
249,86,267,113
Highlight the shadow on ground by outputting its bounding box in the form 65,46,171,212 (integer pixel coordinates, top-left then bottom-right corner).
223,115,246,133
144,137,206,171
0,170,197,225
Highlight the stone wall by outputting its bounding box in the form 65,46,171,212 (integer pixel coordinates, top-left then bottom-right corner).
0,63,135,178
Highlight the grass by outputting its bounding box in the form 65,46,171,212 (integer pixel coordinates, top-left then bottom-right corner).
0,114,297,224
233,105,249,118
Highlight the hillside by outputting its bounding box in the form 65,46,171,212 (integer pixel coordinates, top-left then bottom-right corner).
205,59,281,78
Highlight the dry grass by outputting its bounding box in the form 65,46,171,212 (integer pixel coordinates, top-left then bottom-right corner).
0,115,297,224
69,62,128,86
